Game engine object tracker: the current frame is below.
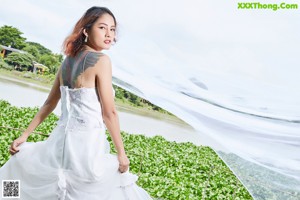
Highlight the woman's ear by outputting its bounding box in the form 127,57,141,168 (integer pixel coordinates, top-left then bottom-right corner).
83,28,88,37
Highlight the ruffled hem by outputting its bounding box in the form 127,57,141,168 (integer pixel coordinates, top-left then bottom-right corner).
57,168,67,200
55,167,151,200
118,169,139,188
1,126,153,199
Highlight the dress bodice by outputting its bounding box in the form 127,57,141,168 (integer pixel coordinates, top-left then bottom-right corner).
57,86,104,130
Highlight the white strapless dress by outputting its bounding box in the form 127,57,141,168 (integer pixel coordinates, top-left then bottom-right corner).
0,86,153,200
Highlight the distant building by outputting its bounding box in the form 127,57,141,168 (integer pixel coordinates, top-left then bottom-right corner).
32,61,48,74
0,44,48,74
0,44,27,71
0,44,26,58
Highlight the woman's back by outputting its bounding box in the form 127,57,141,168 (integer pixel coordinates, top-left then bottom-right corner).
60,50,104,89
57,50,108,129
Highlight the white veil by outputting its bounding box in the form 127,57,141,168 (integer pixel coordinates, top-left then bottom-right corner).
103,1,300,199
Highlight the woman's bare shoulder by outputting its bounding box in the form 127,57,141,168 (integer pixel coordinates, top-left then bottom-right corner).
86,51,110,65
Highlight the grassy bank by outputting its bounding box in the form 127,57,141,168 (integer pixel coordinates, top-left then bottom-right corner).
0,68,54,87
0,100,253,199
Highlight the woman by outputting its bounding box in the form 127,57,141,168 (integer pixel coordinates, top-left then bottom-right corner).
0,6,153,200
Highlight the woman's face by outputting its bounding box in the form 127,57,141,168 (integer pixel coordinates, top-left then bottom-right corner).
86,13,116,51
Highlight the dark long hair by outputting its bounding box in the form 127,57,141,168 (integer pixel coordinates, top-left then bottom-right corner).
62,6,117,57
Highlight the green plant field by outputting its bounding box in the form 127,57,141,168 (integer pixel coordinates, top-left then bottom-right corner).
0,100,252,199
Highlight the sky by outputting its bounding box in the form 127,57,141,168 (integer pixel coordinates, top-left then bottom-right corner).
0,0,299,91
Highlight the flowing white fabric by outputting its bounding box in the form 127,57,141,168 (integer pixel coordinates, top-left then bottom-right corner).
111,66,300,200
0,86,153,200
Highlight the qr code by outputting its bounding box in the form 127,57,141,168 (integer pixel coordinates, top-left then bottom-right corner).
2,180,20,198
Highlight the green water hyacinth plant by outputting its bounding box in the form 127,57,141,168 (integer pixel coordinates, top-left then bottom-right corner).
0,100,252,199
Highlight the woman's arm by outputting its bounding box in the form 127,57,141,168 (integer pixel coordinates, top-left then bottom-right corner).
95,54,126,156
21,69,61,138
95,54,129,173
10,69,61,155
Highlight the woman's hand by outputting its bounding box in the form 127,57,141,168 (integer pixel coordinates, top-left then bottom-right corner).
9,134,28,156
117,153,130,173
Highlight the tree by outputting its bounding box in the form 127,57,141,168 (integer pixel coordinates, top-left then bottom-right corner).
24,42,63,74
123,90,130,99
129,93,140,105
26,41,52,55
4,52,34,71
113,86,124,99
53,53,63,63
39,54,60,74
0,25,26,49
22,45,40,61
